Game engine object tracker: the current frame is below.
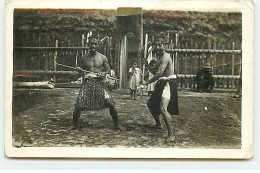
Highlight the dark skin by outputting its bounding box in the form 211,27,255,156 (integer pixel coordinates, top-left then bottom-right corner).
143,42,176,142
77,42,110,76
73,41,120,130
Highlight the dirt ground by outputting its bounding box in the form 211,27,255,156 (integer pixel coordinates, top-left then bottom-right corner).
12,88,241,148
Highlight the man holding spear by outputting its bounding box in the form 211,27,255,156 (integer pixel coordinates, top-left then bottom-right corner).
142,38,179,142
71,37,120,130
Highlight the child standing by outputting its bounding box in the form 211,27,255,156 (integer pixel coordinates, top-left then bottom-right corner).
129,61,142,100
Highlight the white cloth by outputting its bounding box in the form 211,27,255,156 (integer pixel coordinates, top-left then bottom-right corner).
104,90,111,99
159,74,177,81
129,67,142,90
162,82,170,100
160,74,177,100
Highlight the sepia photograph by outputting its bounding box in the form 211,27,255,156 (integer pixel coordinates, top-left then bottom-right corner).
5,0,254,158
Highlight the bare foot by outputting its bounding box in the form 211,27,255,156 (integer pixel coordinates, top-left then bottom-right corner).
156,124,162,129
144,124,162,129
114,125,123,131
70,126,78,130
165,135,176,142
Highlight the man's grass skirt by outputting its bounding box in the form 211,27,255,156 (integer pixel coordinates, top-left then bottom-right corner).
147,79,179,116
75,78,114,111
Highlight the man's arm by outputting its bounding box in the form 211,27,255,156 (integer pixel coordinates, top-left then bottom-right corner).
102,56,110,75
146,56,168,85
76,56,85,72
146,64,158,75
129,67,134,74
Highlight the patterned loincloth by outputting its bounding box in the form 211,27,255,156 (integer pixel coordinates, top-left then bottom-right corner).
75,78,114,111
147,79,179,115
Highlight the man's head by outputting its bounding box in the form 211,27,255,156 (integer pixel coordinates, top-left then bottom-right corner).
88,37,99,54
204,62,211,69
110,65,114,69
149,59,157,67
203,62,212,73
155,38,165,56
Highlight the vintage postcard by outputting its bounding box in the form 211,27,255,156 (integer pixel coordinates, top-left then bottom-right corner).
5,0,254,158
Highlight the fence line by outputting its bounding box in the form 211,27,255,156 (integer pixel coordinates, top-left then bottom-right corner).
13,34,242,89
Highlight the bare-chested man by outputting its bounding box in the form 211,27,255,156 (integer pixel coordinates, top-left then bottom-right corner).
72,37,120,130
142,38,179,142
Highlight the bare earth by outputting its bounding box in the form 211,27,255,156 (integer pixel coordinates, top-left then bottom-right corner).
12,88,241,148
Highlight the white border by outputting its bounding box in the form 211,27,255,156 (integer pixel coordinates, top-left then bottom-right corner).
4,0,254,159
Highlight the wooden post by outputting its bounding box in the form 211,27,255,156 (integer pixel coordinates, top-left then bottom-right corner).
213,38,217,75
75,50,79,67
222,44,226,88
119,35,127,89
81,34,85,56
175,33,179,74
184,42,188,88
143,34,148,82
239,53,242,78
53,40,58,83
137,14,143,69
231,42,235,88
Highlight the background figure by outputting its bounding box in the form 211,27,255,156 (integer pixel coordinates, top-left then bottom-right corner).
106,65,118,91
147,45,157,96
129,61,142,100
147,59,157,96
195,62,215,93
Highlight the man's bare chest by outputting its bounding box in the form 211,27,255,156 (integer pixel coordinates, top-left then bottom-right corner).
82,56,103,67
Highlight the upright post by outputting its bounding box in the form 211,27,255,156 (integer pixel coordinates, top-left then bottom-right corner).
222,44,226,88
75,50,79,67
137,14,143,68
175,33,179,74
184,42,188,88
143,34,148,82
231,42,235,88
53,40,58,83
213,38,217,75
81,34,85,56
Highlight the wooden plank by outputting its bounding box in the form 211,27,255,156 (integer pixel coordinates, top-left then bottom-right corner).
14,70,78,75
14,47,89,50
13,82,55,89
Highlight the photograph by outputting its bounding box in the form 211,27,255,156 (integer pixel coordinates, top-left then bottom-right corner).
5,0,254,158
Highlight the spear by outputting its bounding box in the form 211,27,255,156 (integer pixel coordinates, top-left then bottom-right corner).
56,63,95,74
56,63,114,79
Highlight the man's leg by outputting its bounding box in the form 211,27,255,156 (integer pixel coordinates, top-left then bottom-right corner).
197,76,204,93
147,99,161,128
209,76,215,92
130,89,133,99
160,97,175,142
105,99,120,130
72,107,81,129
133,90,136,100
